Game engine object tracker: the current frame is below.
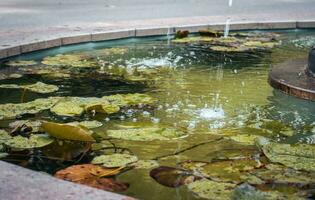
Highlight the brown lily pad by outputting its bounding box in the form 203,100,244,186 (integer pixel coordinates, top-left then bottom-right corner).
54,164,128,192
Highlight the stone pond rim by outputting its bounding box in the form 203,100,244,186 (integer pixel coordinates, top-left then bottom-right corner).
269,46,315,101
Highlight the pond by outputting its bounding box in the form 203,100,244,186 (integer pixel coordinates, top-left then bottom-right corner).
1,29,315,199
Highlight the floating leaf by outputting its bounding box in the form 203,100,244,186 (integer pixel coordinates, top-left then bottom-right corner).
133,160,159,169
0,130,11,143
187,179,236,200
179,158,263,184
67,120,103,129
9,120,42,133
107,127,186,141
103,93,157,107
54,164,128,192
41,121,95,142
85,102,120,115
50,99,84,117
91,153,138,168
231,183,299,200
42,54,97,68
150,166,200,188
0,82,59,94
256,137,315,172
4,134,54,149
229,134,261,145
5,60,37,67
0,97,61,120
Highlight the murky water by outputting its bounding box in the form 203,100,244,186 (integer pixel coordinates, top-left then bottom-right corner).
1,29,315,199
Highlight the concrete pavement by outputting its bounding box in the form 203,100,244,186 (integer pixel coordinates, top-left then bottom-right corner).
1,0,315,47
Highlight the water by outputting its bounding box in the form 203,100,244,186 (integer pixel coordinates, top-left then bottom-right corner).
1,30,315,199
224,18,231,38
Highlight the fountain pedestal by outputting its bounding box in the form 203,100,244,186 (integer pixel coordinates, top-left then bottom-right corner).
269,46,315,101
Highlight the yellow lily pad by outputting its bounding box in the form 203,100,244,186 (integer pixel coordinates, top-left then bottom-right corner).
5,60,37,67
41,121,95,142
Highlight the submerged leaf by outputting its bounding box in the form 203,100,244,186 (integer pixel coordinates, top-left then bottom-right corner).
54,164,128,192
91,153,138,168
0,82,59,94
150,166,200,188
187,179,236,200
256,137,315,172
41,121,95,142
4,134,54,149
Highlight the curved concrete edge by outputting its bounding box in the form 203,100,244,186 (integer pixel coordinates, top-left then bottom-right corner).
1,20,315,60
0,160,134,200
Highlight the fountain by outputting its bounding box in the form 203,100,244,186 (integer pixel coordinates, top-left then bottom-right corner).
269,46,315,100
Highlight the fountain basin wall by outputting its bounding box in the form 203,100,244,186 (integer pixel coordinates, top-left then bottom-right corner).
1,20,315,60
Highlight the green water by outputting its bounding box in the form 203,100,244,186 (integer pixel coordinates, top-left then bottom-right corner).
1,30,315,199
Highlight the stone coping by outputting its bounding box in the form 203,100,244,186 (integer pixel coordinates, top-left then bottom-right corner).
0,161,134,200
1,20,315,60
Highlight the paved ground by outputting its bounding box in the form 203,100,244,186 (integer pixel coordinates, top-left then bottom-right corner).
1,0,315,47
0,161,132,200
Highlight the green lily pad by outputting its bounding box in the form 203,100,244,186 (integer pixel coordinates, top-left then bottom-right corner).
229,134,261,145
232,183,301,200
67,120,103,129
4,134,54,149
187,179,236,200
256,137,315,172
179,158,263,184
9,120,42,133
0,82,59,94
0,130,11,143
133,160,159,169
50,99,85,117
41,121,95,142
42,54,97,68
0,97,61,120
85,102,120,115
103,93,157,107
107,127,186,141
5,60,37,67
210,45,253,53
91,153,138,167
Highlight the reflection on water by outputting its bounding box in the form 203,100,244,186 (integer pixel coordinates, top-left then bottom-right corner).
1,30,315,199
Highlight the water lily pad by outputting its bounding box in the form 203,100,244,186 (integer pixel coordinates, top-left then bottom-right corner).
85,102,120,115
150,166,200,188
4,134,54,149
5,60,37,67
229,134,260,145
256,137,315,172
232,183,300,200
42,54,97,68
187,179,236,200
0,97,61,120
91,153,138,167
41,121,95,142
0,82,59,94
67,120,103,129
9,120,42,132
179,158,263,184
50,99,85,117
103,93,157,107
133,160,159,169
0,130,11,143
107,127,186,141
54,164,128,192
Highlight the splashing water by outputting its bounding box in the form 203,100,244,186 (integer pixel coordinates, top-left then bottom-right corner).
228,0,233,7
224,18,231,38
198,107,225,120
